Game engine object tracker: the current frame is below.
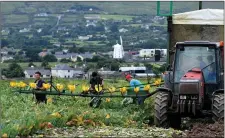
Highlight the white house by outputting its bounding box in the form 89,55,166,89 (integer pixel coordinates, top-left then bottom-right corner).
24,67,51,78
52,64,75,78
119,28,128,33
86,22,96,27
139,49,155,58
37,29,42,33
1,56,13,63
35,13,48,17
78,36,90,41
139,49,167,58
51,64,84,78
19,28,30,33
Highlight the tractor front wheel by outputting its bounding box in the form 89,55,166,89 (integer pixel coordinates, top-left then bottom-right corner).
154,92,181,128
154,92,170,128
212,94,224,122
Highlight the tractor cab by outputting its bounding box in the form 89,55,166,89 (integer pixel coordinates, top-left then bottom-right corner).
172,41,224,95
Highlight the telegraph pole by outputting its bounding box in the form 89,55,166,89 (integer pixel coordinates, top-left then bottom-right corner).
199,1,202,10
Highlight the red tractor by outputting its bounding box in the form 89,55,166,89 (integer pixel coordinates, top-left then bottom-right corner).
154,41,224,128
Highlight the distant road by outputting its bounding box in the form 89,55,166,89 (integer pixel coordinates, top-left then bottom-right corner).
56,15,62,26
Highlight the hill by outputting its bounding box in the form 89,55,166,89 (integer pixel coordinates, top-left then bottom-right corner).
1,1,224,15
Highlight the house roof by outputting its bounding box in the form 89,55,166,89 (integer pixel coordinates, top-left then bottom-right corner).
79,52,93,59
39,52,51,57
54,52,93,59
55,51,64,55
25,68,51,76
52,64,74,70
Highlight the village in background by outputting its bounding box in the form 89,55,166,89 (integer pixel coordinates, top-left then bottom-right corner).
0,2,178,79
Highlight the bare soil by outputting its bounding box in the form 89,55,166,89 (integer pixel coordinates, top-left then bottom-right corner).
173,119,224,138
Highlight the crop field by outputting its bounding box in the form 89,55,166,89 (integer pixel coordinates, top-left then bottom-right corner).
33,17,49,22
0,78,181,137
85,14,135,21
62,15,83,23
1,76,224,137
4,14,29,24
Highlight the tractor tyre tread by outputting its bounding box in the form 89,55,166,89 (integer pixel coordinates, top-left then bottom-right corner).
154,92,170,128
212,94,224,122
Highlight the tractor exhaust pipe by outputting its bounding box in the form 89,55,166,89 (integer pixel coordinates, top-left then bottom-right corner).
188,100,191,113
192,100,196,115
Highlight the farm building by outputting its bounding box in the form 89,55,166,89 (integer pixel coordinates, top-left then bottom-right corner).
51,64,84,78
24,67,51,78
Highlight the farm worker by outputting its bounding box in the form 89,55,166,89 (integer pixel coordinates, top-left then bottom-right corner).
34,71,47,104
206,55,216,83
196,56,207,69
124,74,146,105
89,71,104,91
89,71,104,107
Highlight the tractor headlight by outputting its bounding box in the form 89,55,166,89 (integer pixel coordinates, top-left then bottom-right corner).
191,95,198,100
180,95,186,100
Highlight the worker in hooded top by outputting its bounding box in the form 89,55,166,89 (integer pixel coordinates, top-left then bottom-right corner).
89,71,104,92
88,71,104,107
206,55,216,83
34,71,47,104
125,74,146,105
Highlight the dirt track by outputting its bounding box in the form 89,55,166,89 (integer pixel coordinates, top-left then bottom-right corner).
173,119,224,138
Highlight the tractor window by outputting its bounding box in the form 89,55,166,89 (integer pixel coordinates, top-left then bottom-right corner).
174,46,216,83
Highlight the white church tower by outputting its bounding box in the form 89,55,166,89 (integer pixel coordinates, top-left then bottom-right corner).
113,36,124,59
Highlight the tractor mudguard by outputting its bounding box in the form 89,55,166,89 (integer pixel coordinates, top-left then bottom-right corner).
163,71,173,90
156,87,173,106
212,89,224,96
156,87,172,95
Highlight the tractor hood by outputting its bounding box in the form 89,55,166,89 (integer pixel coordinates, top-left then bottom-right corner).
179,69,203,95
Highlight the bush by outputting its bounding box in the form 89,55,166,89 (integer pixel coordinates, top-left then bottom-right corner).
60,58,71,63
43,55,57,62
3,62,25,78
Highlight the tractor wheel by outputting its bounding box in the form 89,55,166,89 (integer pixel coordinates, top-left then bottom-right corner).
154,92,170,128
212,94,224,122
154,92,181,128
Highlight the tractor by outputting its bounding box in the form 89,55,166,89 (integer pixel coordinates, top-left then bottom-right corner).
154,41,224,128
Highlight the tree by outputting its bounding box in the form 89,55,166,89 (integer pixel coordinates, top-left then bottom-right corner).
28,62,36,67
43,55,57,62
41,61,49,68
18,50,24,55
144,63,153,70
78,47,85,53
3,63,25,78
110,24,118,32
77,56,82,62
59,38,65,44
1,39,9,46
110,62,120,71
152,64,167,77
25,48,42,62
60,58,71,63
69,47,79,53
134,63,140,66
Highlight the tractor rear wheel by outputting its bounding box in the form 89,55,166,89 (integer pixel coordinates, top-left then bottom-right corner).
154,92,181,128
212,94,224,122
